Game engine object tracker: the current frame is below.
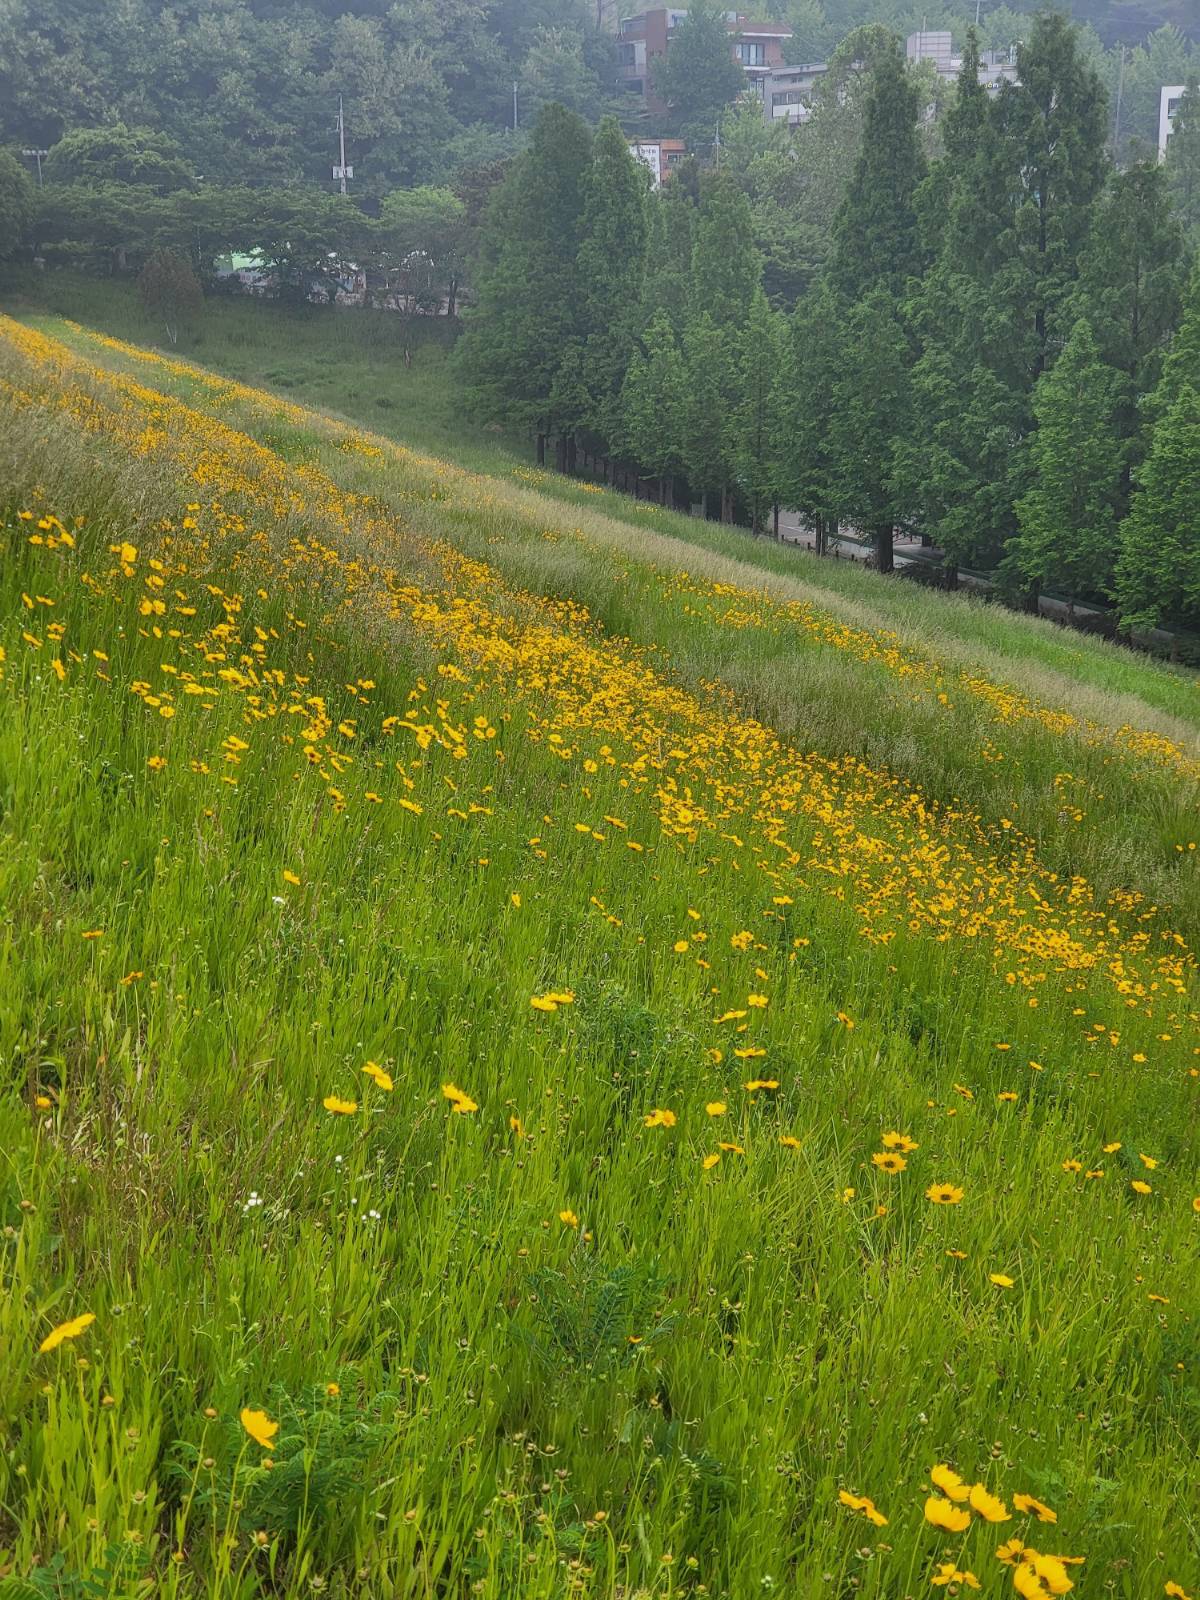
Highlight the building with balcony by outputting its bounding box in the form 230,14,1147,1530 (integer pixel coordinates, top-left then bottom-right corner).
761,61,829,128
619,9,793,118
906,30,1019,95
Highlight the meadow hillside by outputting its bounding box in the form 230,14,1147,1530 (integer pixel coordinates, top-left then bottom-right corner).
1,313,1198,1600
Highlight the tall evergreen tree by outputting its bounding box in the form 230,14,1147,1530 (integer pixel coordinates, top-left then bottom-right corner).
457,104,592,446
620,311,689,503
994,9,1110,378
1076,160,1187,498
1008,318,1122,611
727,289,786,535
915,28,987,258
1113,383,1200,635
776,284,842,556
1157,259,1200,409
690,172,761,331
829,287,912,573
681,312,735,520
1165,78,1200,241
895,268,1028,578
576,116,649,448
827,41,927,303
641,179,697,336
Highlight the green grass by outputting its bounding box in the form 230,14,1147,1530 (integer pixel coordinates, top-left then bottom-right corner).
0,310,1198,1600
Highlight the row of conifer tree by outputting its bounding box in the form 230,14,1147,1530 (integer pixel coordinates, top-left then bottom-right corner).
458,12,1200,638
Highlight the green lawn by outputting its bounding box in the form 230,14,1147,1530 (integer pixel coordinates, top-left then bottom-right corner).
0,307,1197,1600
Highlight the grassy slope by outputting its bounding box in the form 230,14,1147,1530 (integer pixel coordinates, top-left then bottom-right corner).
0,305,1198,1600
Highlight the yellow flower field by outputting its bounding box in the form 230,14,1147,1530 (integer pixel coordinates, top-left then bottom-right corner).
0,315,1197,1599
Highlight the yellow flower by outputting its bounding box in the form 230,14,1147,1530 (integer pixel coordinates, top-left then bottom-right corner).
282,869,301,885
559,1210,579,1227
837,1489,887,1527
35,1094,52,1110
147,755,167,771
1165,1584,1195,1600
840,1186,856,1203
779,1134,802,1149
881,1131,918,1152
38,1313,96,1354
743,1078,777,1091
1012,1492,1057,1524
1138,1152,1158,1169
872,1151,906,1174
989,1272,1015,1288
929,1463,970,1502
995,1539,1028,1566
705,1102,727,1117
323,1096,357,1115
932,1565,981,1590
968,1482,1010,1522
1102,1141,1122,1153
746,993,768,1008
1011,1568,1050,1600
1029,1552,1079,1594
1130,1180,1152,1195
240,1407,279,1451
673,940,690,953
702,1152,721,1170
926,1183,964,1205
442,1083,478,1114
362,1062,393,1092
325,1382,340,1397
644,1108,676,1129
924,1495,970,1533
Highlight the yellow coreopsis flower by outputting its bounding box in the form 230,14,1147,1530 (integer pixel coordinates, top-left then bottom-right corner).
924,1495,970,1533
240,1407,279,1451
929,1463,970,1502
442,1083,478,1114
969,1481,1010,1522
1013,1492,1057,1524
38,1312,96,1354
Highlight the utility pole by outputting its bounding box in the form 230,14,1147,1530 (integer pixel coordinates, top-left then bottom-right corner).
513,81,519,132
21,148,48,187
1113,46,1126,160
974,0,982,26
332,95,352,193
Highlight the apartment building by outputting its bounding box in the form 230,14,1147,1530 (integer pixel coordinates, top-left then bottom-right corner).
619,9,794,117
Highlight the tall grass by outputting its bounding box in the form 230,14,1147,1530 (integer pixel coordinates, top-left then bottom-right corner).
0,314,1197,1600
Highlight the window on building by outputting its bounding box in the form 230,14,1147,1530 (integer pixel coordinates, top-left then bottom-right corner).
734,41,766,65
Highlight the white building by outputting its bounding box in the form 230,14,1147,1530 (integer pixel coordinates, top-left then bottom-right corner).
906,30,1019,95
760,61,829,127
1160,85,1187,159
